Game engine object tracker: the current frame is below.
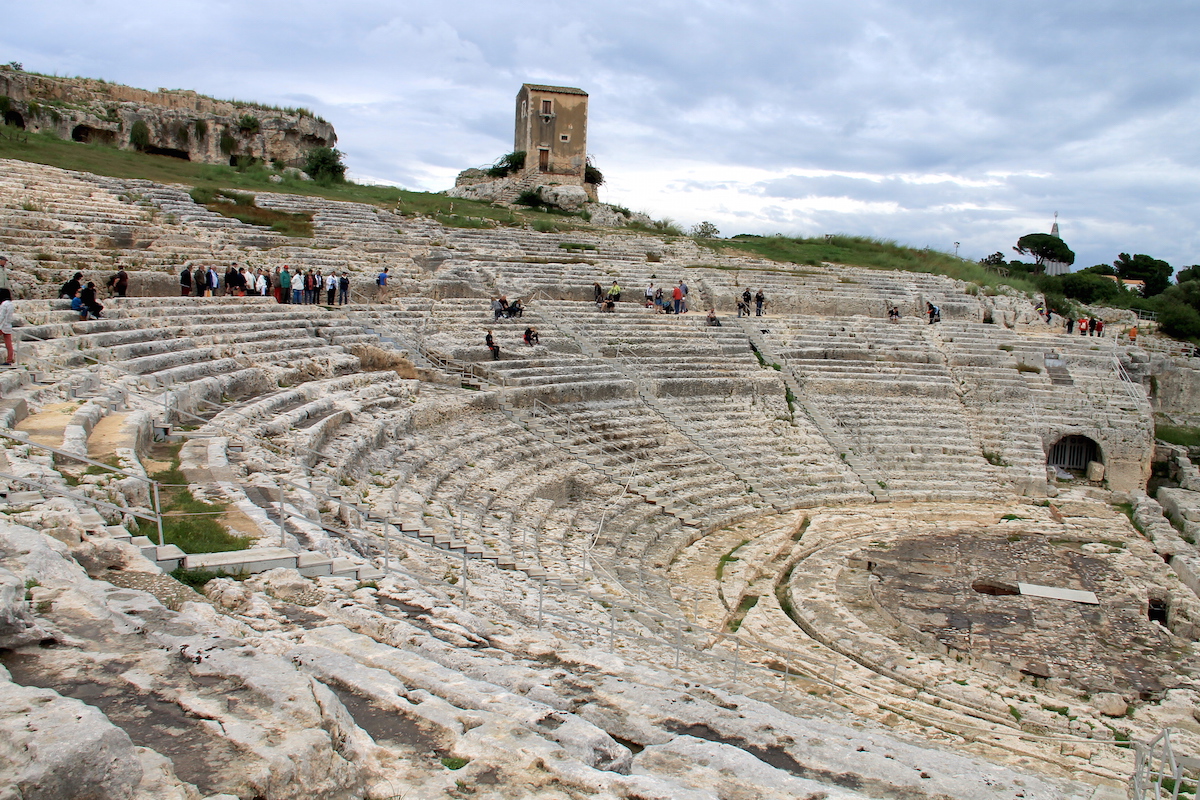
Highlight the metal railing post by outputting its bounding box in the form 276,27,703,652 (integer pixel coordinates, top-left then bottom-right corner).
152,481,165,547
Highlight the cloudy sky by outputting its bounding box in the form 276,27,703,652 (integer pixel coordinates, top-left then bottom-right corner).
5,1,1199,270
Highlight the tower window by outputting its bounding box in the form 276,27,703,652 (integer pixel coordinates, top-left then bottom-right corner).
541,99,553,115
560,134,569,142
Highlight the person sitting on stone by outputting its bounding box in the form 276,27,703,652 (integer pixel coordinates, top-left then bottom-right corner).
80,282,103,319
524,326,539,346
888,305,900,322
60,272,83,300
485,330,500,360
706,308,721,327
607,281,621,303
506,298,523,318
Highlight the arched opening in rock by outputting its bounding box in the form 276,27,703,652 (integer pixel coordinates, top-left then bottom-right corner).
71,125,116,145
1148,595,1169,625
145,144,190,160
3,110,25,129
971,579,1020,596
1047,435,1100,472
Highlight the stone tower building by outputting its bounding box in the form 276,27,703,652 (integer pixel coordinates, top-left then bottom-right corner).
514,84,588,186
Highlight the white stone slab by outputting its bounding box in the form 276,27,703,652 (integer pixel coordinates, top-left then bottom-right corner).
1018,583,1099,604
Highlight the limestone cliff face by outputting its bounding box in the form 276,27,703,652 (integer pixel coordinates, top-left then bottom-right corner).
0,68,336,166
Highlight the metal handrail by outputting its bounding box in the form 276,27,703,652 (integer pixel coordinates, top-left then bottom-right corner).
0,430,166,545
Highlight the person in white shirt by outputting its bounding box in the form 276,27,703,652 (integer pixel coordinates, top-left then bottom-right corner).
0,288,14,365
326,273,337,305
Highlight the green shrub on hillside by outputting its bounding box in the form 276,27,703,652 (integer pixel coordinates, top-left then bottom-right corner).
129,120,151,151
485,150,525,178
238,114,261,134
305,146,346,183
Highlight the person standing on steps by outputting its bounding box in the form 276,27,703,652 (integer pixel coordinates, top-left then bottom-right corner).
593,282,603,305
742,287,752,312
755,289,765,316
338,272,350,305
679,279,689,312
645,282,655,308
0,288,15,366
180,266,192,297
279,266,291,304
1065,316,1074,334
326,271,337,305
672,282,684,314
486,330,500,360
376,267,389,302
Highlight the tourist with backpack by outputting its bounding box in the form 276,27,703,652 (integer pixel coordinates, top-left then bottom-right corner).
377,268,389,302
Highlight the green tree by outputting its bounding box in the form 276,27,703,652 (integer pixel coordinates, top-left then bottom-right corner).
1113,253,1172,296
691,221,720,239
1013,233,1075,268
129,120,151,151
979,252,1006,268
1158,301,1200,341
304,146,347,182
1176,265,1200,284
1079,264,1116,275
1060,272,1122,305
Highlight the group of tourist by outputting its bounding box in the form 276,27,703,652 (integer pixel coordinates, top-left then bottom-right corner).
58,272,105,320
736,288,767,317
179,265,352,305
490,297,524,319
1065,316,1105,336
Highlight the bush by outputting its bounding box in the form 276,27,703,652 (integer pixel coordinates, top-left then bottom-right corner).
1061,272,1123,305
514,190,543,207
691,221,720,239
237,114,261,134
585,163,604,186
1158,301,1200,341
485,150,525,178
194,119,208,139
304,146,346,182
129,120,151,151
219,128,236,155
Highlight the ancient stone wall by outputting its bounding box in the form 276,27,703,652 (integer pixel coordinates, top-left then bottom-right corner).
0,68,336,166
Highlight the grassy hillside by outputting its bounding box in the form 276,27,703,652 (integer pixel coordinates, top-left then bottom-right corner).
0,125,583,231
1,124,1032,294
718,234,1034,292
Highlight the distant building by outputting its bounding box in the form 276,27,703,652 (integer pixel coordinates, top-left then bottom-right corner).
1101,275,1147,295
1044,212,1071,276
514,84,589,189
